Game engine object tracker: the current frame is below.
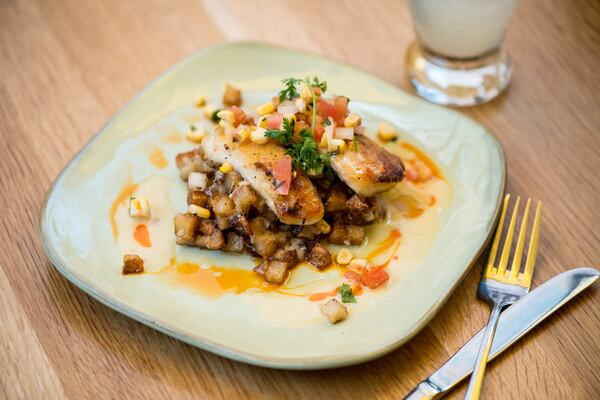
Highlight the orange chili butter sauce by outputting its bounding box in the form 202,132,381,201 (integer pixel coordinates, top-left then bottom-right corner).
109,182,138,238
133,224,152,247
400,142,443,180
162,132,183,143
149,148,168,169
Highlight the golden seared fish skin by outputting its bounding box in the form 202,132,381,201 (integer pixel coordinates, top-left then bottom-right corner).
201,132,324,225
330,134,404,197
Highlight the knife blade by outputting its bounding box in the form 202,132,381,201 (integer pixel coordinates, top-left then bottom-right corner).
404,267,599,400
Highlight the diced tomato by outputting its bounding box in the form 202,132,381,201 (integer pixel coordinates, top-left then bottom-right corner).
404,168,420,182
362,268,390,289
334,96,349,117
313,123,325,142
318,99,345,125
230,106,246,127
266,113,283,129
344,270,362,282
273,156,292,195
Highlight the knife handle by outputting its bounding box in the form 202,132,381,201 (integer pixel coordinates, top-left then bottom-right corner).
404,380,442,400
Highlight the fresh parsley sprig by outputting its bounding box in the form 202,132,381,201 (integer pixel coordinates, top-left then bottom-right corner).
265,117,295,144
279,77,302,101
286,130,328,175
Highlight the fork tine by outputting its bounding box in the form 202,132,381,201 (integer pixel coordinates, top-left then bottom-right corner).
497,196,521,276
486,194,510,275
510,198,532,278
521,201,542,287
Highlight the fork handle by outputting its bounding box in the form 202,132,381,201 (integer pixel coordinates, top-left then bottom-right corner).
464,302,505,400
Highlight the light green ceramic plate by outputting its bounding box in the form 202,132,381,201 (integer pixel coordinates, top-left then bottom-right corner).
40,42,505,369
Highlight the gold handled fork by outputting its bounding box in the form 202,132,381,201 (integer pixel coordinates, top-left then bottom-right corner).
464,194,542,400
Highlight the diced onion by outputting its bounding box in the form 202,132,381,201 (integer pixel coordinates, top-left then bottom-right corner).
325,118,336,151
334,127,354,140
277,101,298,115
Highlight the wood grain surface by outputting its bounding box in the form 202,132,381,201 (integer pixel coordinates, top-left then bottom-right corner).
1,0,599,398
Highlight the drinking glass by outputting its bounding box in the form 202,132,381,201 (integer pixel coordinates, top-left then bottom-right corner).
406,0,518,106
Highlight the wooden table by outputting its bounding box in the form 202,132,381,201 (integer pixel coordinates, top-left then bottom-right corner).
2,0,599,398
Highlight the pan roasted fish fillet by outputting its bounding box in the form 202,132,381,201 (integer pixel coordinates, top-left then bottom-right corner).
330,134,404,197
201,132,324,225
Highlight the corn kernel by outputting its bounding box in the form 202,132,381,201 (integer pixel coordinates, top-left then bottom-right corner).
256,102,276,116
330,138,346,153
236,126,250,142
315,219,331,234
300,86,312,102
250,127,268,144
186,125,205,143
217,109,235,124
348,258,368,273
377,123,398,142
219,162,233,174
319,134,328,148
128,196,151,218
203,106,216,119
336,248,354,265
282,113,297,124
344,113,361,128
194,95,206,108
188,204,211,219
295,98,306,113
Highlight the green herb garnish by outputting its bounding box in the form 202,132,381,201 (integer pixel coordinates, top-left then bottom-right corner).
265,117,295,144
286,130,332,176
279,77,302,101
340,283,357,303
308,76,327,93
211,109,222,123
190,125,197,131
353,135,359,152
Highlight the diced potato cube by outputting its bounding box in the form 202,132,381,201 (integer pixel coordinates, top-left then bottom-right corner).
306,243,332,270
173,212,199,241
320,299,348,324
336,249,354,265
377,122,398,142
128,196,150,218
223,84,242,107
188,172,208,190
264,260,288,285
231,183,258,212
210,195,235,218
122,254,144,275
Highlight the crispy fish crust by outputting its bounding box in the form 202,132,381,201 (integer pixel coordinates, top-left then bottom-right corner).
330,134,404,197
201,131,324,225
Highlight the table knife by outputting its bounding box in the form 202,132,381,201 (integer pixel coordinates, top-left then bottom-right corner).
404,267,599,400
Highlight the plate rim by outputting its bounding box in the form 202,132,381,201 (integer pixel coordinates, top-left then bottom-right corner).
39,40,506,369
